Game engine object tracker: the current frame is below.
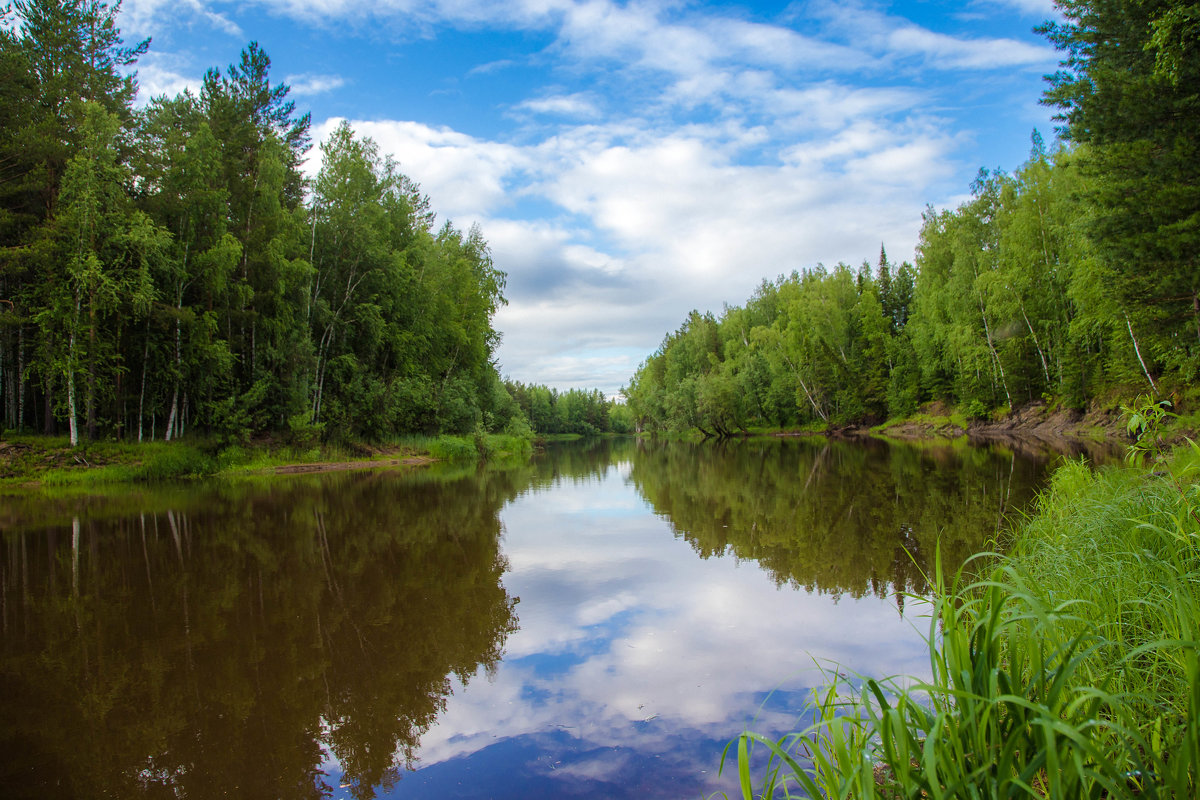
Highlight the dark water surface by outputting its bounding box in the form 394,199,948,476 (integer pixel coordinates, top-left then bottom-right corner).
0,437,1097,799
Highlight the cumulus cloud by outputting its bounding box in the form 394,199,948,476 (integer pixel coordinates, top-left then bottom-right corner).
307,90,952,393
221,0,1055,392
311,117,532,220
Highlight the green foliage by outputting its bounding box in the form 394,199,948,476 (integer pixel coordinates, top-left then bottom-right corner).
1121,393,1176,462
629,262,908,434
727,446,1200,799
1041,0,1200,386
0,7,511,444
632,124,1197,432
504,380,625,436
286,410,324,448
134,444,217,480
39,442,217,485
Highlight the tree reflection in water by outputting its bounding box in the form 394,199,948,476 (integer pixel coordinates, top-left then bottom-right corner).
0,467,520,800
0,437,1094,799
628,437,1056,605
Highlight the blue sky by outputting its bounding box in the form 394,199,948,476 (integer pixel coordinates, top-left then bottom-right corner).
119,0,1064,396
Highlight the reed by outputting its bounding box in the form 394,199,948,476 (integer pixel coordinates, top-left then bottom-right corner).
726,444,1200,799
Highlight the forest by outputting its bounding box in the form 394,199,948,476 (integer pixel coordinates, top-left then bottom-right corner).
0,0,582,446
626,0,1200,435
3,0,1195,447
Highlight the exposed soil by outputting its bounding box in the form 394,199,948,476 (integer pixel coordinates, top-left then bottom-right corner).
872,401,1133,458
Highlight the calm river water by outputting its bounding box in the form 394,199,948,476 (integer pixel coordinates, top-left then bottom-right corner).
0,437,1106,799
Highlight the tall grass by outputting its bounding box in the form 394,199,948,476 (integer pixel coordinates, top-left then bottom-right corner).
40,442,217,485
727,443,1200,799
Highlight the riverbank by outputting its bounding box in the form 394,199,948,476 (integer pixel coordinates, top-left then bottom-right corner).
870,399,1125,443
0,432,534,491
756,398,1197,459
731,441,1200,799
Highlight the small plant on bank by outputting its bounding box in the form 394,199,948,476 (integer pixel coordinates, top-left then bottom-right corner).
1122,393,1175,463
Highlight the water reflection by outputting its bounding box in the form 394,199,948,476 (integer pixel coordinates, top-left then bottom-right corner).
629,437,1050,602
0,438,1073,799
396,438,1058,799
0,468,519,800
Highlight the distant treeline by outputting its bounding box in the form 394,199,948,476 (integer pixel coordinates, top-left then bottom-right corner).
503,381,634,436
0,2,518,445
627,0,1199,435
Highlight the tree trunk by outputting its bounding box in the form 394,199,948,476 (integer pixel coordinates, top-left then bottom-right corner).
86,291,96,442
976,290,1012,408
67,371,78,446
165,385,178,442
1125,311,1158,395
138,319,149,443
166,288,183,441
43,373,53,435
1194,291,1199,347
67,293,81,447
1017,300,1051,388
776,343,827,422
17,324,24,432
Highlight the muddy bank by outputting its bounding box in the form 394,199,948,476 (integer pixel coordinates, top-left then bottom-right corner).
868,402,1133,461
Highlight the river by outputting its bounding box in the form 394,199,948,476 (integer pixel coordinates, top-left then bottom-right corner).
0,436,1106,799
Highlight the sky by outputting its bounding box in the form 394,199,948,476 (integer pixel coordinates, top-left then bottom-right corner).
118,0,1065,397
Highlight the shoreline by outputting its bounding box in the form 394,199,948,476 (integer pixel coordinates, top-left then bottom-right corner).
1,400,1184,490
271,455,437,475
771,400,1138,449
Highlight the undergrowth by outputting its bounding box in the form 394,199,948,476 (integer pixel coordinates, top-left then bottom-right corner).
3,430,535,487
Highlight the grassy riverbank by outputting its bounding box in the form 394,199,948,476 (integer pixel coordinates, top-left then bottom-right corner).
0,432,534,490
729,441,1200,799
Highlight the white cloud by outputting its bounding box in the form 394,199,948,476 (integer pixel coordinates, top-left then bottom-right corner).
121,0,241,37
515,92,602,118
278,0,1055,393
311,117,532,220
885,23,1054,69
284,73,347,97
704,17,869,72
979,0,1060,17
132,52,202,104
812,0,1058,71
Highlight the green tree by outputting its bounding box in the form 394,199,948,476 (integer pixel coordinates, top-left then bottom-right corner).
37,102,161,444
1041,0,1200,385
1,0,148,435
